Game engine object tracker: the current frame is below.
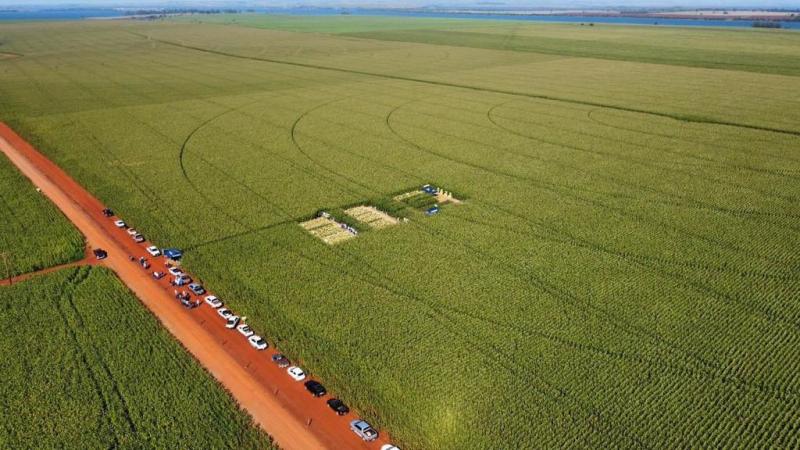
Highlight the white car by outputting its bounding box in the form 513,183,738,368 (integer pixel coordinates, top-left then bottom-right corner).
287,366,306,381
167,267,183,277
248,335,268,350
217,308,233,319
113,220,126,228
126,228,138,236
146,246,161,257
204,295,222,308
381,445,401,450
226,316,240,329
237,323,254,337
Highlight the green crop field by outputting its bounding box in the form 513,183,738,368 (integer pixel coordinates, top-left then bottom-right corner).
0,266,272,449
0,152,84,277
1,16,799,449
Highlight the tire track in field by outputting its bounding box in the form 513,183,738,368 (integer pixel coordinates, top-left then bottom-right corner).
585,107,800,167
289,96,378,196
385,100,791,267
486,101,798,206
130,32,800,139
489,97,800,172
404,101,800,225
53,268,124,448
391,99,797,222
64,269,139,437
481,102,800,228
177,99,286,229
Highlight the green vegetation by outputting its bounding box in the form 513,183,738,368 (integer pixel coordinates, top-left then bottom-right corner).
0,153,84,277
0,17,799,449
0,266,272,449
181,14,800,76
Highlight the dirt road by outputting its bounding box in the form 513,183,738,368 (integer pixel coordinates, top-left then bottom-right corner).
0,123,393,450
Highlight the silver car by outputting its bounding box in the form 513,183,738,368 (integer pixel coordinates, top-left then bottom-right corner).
350,419,378,442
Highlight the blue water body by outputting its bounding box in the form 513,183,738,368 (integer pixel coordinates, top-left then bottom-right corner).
0,8,120,21
262,7,800,30
1,6,798,30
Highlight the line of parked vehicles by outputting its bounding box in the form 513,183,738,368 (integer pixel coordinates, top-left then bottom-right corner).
101,207,399,448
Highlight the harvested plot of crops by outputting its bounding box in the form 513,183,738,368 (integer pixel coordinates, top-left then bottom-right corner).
0,266,272,449
344,205,399,229
0,152,84,276
1,16,799,450
301,216,357,244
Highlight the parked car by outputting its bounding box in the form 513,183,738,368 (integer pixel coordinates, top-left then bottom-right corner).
204,295,223,308
113,220,126,228
180,297,199,309
381,445,401,450
92,249,107,260
217,308,233,319
126,228,138,236
350,419,378,442
271,354,290,368
304,380,327,397
102,208,114,217
188,283,205,296
146,246,161,257
133,234,145,243
287,366,306,381
173,274,191,286
237,323,254,337
152,271,165,280
138,257,150,269
327,398,349,416
248,335,268,350
225,316,240,329
167,267,183,277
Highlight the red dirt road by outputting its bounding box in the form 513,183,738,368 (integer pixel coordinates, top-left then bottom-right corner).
0,123,394,450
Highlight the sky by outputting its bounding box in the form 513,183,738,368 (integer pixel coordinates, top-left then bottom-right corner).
2,0,799,9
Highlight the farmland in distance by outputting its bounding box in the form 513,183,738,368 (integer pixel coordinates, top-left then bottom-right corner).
0,266,272,449
1,17,799,449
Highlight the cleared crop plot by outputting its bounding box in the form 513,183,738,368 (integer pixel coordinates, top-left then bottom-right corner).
0,266,272,448
345,205,399,229
301,215,357,244
1,16,799,450
0,151,84,277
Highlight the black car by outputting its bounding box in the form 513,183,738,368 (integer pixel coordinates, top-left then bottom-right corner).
92,248,107,260
304,380,327,397
271,354,290,368
102,208,114,217
326,398,349,416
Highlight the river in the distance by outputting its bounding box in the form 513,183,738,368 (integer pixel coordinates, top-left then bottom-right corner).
1,7,798,30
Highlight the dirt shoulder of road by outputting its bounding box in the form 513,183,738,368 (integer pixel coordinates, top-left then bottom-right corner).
0,123,393,450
